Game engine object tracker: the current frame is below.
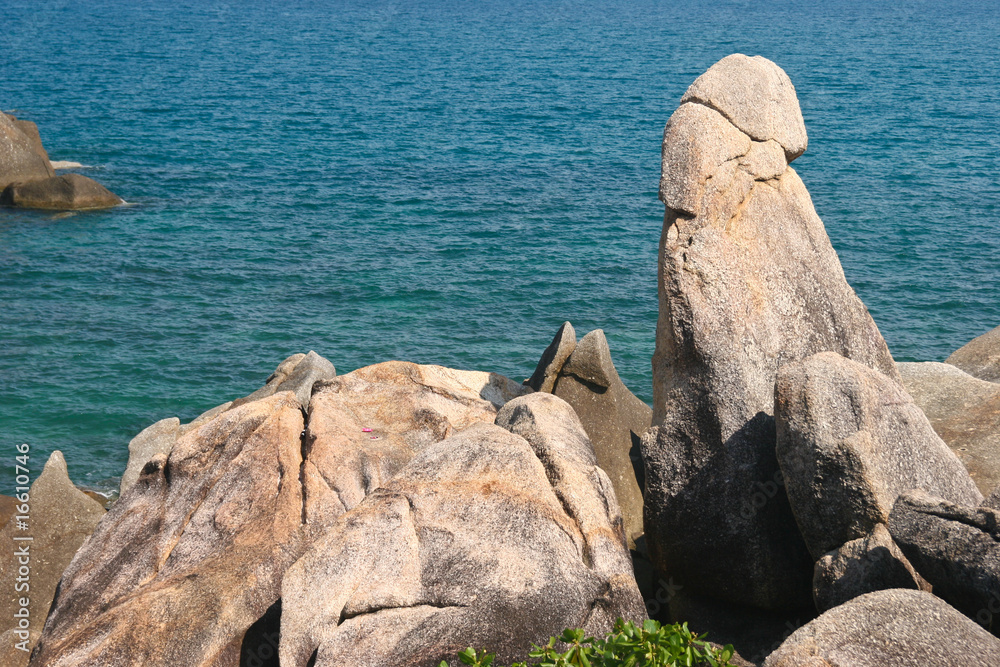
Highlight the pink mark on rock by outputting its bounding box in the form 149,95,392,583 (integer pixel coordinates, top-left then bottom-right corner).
362,428,372,432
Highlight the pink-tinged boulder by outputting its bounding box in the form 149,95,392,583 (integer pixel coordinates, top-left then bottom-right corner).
279,393,646,667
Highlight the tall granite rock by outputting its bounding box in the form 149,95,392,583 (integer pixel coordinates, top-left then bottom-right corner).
643,54,899,610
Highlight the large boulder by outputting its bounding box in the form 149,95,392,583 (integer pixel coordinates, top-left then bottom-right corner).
947,324,1000,383
812,524,927,613
644,54,898,610
280,393,646,667
775,352,982,559
0,452,105,664
33,362,525,666
0,112,53,189
552,329,649,547
524,321,576,393
899,361,1000,495
1,173,122,210
764,589,1000,667
889,490,1000,632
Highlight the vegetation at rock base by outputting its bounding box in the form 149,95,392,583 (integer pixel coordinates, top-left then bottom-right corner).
440,619,737,667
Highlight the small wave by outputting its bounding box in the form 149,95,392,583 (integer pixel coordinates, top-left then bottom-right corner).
51,160,88,169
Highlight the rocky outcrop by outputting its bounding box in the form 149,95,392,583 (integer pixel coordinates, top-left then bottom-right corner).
552,329,649,547
524,321,576,393
889,490,1000,632
34,361,525,666
0,112,53,189
812,524,927,613
645,54,898,610
899,361,1000,495
0,452,105,664
775,352,981,559
280,393,646,667
948,324,1000,383
231,351,336,411
764,589,1000,667
119,417,180,495
6,115,52,169
1,173,122,210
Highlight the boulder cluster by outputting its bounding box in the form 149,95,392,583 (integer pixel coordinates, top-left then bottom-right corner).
0,112,121,210
2,54,1000,666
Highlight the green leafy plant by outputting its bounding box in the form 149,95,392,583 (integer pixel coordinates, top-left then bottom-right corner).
439,619,736,667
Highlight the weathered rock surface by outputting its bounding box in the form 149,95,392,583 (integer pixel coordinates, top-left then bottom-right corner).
280,393,645,667
30,394,310,667
812,524,927,613
0,112,53,189
232,351,337,411
948,324,1000,383
553,329,649,547
1,173,122,210
775,352,981,559
0,452,105,663
889,490,1000,632
764,589,1000,667
525,321,576,393
899,361,1000,495
119,417,180,495
646,54,898,610
6,115,52,170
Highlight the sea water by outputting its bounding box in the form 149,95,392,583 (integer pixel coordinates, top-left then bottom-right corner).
1,0,998,492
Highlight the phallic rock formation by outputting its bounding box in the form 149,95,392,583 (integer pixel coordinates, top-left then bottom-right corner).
552,329,649,547
524,321,576,393
763,589,1000,667
0,452,105,665
0,112,53,189
889,490,1000,632
230,351,336,411
775,352,982,559
899,361,1000,495
948,324,1000,383
644,53,898,610
812,524,927,613
280,393,646,667
32,360,526,667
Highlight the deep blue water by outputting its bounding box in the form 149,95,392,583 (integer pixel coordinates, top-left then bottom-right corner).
1,0,998,493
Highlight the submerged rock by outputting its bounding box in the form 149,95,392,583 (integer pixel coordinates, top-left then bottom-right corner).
0,112,53,189
552,329,649,547
280,393,645,667
0,452,105,664
899,361,1000,496
1,173,122,210
775,352,981,559
764,589,1000,667
947,324,1000,383
645,54,897,610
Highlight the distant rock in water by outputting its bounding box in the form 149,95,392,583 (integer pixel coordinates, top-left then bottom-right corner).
524,321,575,393
643,54,900,611
0,112,53,189
0,112,121,210
947,324,1000,383
898,361,1000,496
1,173,123,210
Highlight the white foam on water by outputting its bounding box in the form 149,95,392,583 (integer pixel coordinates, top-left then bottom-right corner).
51,160,87,169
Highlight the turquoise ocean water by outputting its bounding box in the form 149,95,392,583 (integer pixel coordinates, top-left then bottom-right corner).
1,0,998,493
